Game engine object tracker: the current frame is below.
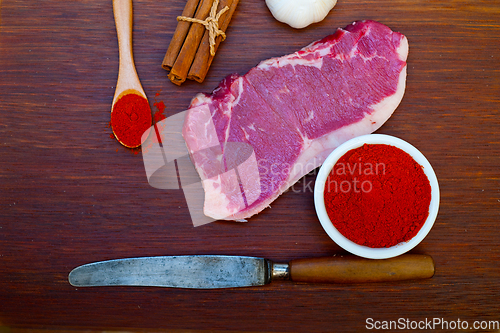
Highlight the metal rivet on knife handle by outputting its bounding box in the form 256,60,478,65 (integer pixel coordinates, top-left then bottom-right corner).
270,262,290,280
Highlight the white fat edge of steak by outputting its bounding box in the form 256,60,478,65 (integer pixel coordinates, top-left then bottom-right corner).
183,20,409,221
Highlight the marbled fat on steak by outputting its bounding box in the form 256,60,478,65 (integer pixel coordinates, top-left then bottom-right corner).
182,20,409,221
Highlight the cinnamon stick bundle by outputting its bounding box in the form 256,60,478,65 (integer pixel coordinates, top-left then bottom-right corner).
188,0,239,83
162,0,200,73
162,0,239,85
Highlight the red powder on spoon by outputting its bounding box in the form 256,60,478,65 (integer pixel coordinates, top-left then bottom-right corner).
111,93,152,148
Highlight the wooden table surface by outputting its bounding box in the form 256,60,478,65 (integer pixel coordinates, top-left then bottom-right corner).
1,0,499,331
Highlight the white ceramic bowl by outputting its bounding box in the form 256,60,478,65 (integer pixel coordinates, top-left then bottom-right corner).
314,134,440,259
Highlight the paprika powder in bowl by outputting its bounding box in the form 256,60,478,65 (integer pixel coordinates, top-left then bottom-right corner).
314,134,439,259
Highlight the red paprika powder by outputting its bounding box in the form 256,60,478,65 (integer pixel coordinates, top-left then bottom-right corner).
111,93,152,148
323,144,432,248
153,100,166,124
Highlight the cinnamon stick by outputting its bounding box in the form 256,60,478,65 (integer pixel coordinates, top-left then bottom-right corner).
188,0,239,82
168,0,215,85
162,0,201,73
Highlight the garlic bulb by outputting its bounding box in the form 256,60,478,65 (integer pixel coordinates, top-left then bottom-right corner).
265,0,337,29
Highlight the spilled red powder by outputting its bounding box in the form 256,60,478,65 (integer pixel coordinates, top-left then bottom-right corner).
153,100,166,123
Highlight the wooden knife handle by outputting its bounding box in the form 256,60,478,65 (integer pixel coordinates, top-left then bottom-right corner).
288,254,435,283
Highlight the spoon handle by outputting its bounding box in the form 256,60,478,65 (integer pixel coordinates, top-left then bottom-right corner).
112,0,146,104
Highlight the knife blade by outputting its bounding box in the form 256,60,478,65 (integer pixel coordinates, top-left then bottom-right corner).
68,254,434,289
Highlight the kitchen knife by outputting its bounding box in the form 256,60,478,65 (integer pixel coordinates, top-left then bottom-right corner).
68,254,434,289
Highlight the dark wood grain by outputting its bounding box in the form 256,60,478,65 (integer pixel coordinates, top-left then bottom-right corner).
0,0,499,331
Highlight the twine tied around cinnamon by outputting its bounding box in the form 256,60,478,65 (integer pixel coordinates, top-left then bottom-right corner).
177,0,229,56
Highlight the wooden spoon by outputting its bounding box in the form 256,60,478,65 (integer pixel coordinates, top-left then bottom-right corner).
111,0,152,148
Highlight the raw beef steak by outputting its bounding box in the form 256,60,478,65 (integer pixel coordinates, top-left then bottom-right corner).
182,20,409,221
